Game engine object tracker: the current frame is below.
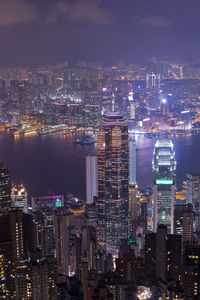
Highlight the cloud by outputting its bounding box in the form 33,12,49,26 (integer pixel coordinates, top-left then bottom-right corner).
137,15,171,28
46,0,114,25
0,0,37,26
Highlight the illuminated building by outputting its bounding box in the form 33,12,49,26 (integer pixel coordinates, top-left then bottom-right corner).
11,184,28,213
115,248,143,282
97,112,129,254
152,139,176,233
186,173,200,231
146,73,161,89
31,195,64,257
31,195,64,209
0,241,15,298
174,203,194,243
0,161,11,216
30,256,57,300
15,260,32,299
129,136,136,184
146,73,161,110
86,155,98,204
54,210,72,276
183,245,200,300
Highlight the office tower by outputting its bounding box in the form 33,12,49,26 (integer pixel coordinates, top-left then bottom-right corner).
0,161,11,216
146,73,161,110
183,245,200,300
146,73,161,89
174,203,194,243
129,136,136,185
11,184,28,213
86,155,98,204
97,112,129,254
152,139,176,233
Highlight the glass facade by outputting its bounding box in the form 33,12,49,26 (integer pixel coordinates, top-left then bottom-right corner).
97,112,129,254
152,139,176,233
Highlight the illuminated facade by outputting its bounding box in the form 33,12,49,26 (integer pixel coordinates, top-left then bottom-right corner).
97,112,129,254
129,136,136,184
152,139,176,233
0,162,11,216
11,184,28,213
146,73,161,110
86,155,98,204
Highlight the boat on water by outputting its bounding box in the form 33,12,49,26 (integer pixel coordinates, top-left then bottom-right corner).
74,135,95,145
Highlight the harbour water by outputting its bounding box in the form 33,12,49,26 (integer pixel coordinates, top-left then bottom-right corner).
0,132,200,198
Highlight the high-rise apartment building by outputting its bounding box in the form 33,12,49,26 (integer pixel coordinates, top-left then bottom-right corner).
97,112,129,254
186,173,200,231
186,173,200,209
86,155,98,204
152,139,176,233
183,245,200,300
0,161,11,216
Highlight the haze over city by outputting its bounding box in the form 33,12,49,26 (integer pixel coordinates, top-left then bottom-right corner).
0,0,200,66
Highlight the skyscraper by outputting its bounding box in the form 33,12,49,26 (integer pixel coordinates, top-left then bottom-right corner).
97,112,129,254
11,184,28,213
86,155,98,204
152,140,176,233
129,136,136,185
186,173,200,231
0,162,11,216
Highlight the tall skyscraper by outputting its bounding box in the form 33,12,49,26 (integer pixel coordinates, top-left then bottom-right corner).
152,140,176,233
129,136,136,184
86,155,98,204
146,73,161,89
0,162,11,216
54,210,72,276
97,112,129,254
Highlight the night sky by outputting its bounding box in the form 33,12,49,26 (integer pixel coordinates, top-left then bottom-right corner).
0,0,199,66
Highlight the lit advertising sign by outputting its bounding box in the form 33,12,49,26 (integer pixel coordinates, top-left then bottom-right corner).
55,199,62,208
156,179,173,185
